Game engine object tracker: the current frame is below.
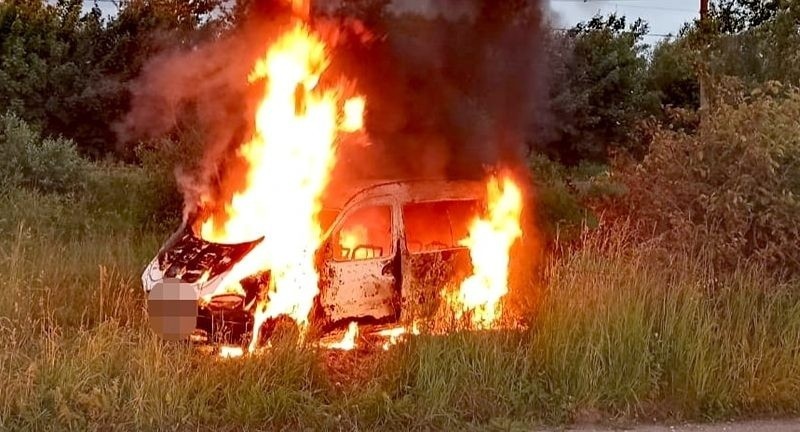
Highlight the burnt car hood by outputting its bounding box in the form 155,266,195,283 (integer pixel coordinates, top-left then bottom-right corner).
157,222,262,284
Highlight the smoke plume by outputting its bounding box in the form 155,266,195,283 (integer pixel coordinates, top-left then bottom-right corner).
326,0,547,183
117,0,547,212
116,3,305,213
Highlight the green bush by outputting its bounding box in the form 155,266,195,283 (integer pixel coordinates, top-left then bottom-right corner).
0,113,178,236
134,127,209,229
84,164,181,232
620,83,800,275
0,112,89,194
0,171,166,240
530,154,626,243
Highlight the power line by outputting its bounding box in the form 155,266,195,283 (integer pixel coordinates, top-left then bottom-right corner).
606,4,696,12
81,0,688,35
550,0,686,2
550,0,696,13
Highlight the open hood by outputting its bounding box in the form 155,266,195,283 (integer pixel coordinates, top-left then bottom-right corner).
157,219,262,284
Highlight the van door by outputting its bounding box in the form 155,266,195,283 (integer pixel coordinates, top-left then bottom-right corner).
399,199,478,321
319,199,399,323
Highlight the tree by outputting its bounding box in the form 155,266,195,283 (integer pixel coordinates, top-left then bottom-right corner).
712,0,781,33
541,14,658,163
647,35,701,111
708,1,800,86
0,1,110,155
0,0,224,158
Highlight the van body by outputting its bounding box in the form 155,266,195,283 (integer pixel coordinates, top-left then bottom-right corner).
142,179,483,340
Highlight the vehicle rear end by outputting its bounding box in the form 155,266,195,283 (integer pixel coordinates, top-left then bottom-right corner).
398,184,484,322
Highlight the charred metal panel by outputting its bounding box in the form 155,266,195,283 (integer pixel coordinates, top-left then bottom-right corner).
158,227,260,283
321,180,484,229
145,179,485,339
196,295,253,344
317,195,402,324
401,248,472,321
320,255,398,323
317,181,482,325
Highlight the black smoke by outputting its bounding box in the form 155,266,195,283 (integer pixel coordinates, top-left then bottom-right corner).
327,0,547,181
117,0,548,209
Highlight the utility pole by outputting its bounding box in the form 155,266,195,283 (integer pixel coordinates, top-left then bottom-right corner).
699,0,710,110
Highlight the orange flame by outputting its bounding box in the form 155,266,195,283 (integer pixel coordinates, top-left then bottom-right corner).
324,321,359,351
341,97,365,132
219,345,244,359
291,0,310,20
450,176,523,328
377,322,420,351
377,327,406,351
197,270,211,284
339,224,370,260
197,20,364,352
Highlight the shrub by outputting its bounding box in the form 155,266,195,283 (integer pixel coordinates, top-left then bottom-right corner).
0,171,166,240
620,83,800,275
84,164,179,232
0,112,89,195
134,126,209,229
530,154,626,244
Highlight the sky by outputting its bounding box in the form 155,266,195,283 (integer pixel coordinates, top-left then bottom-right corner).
548,0,700,39
81,0,700,39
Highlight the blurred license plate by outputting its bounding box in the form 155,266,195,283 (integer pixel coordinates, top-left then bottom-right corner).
147,278,199,341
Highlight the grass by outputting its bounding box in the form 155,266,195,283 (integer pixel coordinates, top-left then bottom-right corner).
1,194,800,431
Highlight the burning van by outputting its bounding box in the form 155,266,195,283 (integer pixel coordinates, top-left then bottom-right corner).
142,179,497,344
140,5,525,350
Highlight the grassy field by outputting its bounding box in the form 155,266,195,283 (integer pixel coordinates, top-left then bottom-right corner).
1,194,800,431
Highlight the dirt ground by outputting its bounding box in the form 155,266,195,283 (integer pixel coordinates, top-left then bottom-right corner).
556,419,800,431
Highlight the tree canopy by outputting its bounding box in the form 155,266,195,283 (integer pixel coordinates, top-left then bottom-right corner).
0,0,798,164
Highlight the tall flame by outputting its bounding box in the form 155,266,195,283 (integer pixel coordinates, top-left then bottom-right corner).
451,176,523,328
322,321,359,351
198,21,364,352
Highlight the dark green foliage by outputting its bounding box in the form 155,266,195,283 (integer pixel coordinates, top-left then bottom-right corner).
619,84,800,275
0,113,184,236
709,3,800,87
0,0,224,158
0,112,88,194
713,0,782,33
84,164,181,232
0,1,121,158
529,154,625,243
648,35,701,111
133,132,206,229
542,14,659,162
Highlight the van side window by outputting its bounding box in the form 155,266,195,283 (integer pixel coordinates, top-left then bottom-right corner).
403,200,479,253
333,205,392,261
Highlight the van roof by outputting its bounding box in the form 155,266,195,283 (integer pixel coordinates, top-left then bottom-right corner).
321,179,485,210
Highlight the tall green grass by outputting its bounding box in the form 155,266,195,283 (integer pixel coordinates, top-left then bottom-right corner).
1,209,799,430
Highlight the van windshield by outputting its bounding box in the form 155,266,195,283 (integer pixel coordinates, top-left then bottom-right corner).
403,200,480,254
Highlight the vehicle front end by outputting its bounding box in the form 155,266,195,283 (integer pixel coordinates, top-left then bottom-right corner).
142,219,263,342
